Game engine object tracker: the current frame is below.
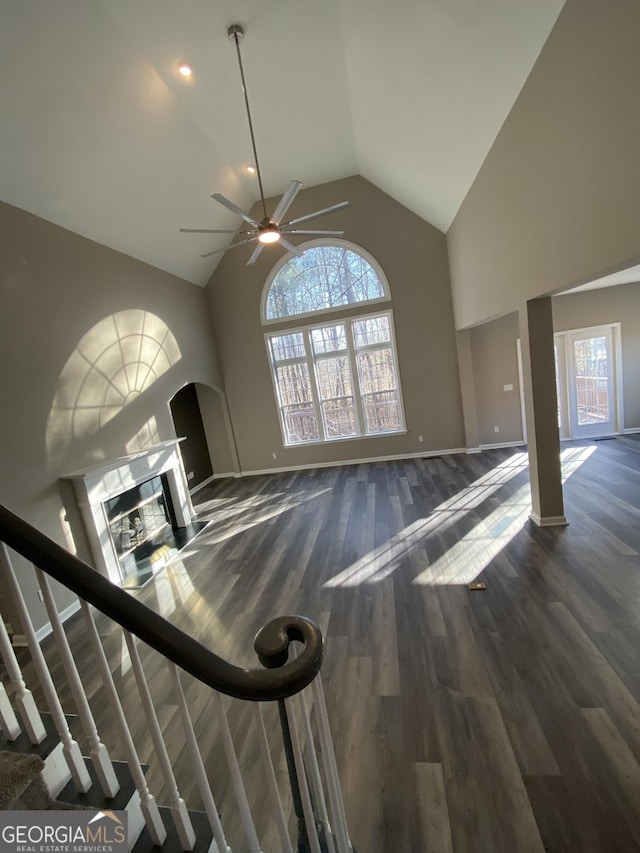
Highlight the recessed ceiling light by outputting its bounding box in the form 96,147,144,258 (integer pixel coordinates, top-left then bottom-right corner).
178,62,192,77
246,165,256,174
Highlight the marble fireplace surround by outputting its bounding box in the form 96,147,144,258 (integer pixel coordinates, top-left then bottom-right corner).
63,440,194,585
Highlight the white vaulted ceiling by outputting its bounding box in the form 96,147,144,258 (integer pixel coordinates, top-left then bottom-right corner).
0,0,565,286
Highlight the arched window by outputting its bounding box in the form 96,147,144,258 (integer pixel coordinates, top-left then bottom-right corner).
263,241,405,446
263,241,389,322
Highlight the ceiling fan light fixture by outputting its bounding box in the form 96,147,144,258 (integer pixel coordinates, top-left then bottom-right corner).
258,226,280,244
177,62,192,77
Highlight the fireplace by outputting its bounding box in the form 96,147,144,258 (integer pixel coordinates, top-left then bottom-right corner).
63,440,197,586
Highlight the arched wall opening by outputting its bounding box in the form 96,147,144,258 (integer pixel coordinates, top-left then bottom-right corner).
169,383,238,487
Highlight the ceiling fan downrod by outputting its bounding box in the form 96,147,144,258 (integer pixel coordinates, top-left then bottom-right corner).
227,24,269,221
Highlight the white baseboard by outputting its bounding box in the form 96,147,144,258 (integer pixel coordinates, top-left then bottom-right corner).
189,473,216,494
529,512,569,527
623,427,640,434
34,599,82,643
479,440,526,451
213,471,238,480
466,447,482,454
239,447,467,477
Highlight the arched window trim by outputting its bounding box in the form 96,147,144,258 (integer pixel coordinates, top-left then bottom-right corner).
260,238,391,326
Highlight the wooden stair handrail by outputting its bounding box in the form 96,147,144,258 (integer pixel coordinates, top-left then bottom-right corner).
0,504,322,701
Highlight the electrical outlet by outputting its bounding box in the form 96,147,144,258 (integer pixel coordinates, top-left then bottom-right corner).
272,452,277,459
494,426,500,433
418,434,424,442
187,471,195,480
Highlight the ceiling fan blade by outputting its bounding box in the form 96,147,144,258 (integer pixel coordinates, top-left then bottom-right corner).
211,193,260,227
279,238,302,257
246,243,265,266
180,227,256,234
272,180,303,224
280,229,344,236
200,236,257,258
283,200,350,227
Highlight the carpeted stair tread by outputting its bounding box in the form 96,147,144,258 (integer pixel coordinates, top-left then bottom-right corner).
0,750,89,810
0,752,49,809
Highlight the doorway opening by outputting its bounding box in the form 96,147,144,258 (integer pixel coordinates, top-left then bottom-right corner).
554,323,623,439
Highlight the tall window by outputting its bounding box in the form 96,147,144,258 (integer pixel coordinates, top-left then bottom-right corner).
263,242,405,446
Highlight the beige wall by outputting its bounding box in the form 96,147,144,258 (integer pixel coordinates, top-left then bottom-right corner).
205,175,465,472
469,313,523,446
196,384,237,477
0,202,222,631
447,0,640,331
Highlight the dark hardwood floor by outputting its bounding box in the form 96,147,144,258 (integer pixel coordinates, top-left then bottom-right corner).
23,435,640,851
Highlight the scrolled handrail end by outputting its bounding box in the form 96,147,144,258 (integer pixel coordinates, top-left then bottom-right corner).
254,614,323,674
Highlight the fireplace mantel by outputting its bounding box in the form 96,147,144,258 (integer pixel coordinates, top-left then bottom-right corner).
63,440,194,584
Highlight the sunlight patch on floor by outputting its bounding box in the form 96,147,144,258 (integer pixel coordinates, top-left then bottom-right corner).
412,445,596,586
324,447,595,589
196,487,332,548
324,452,529,588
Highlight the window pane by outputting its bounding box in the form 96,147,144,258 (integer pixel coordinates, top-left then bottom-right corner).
311,324,347,354
357,348,396,393
362,391,401,433
270,332,305,361
275,363,313,405
316,356,358,437
352,315,391,348
266,245,386,319
316,356,354,399
321,398,358,438
282,405,319,443
573,336,609,425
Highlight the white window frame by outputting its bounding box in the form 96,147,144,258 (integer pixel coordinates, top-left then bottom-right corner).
265,309,406,447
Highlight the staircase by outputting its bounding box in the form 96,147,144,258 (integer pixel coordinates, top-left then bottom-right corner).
0,504,355,853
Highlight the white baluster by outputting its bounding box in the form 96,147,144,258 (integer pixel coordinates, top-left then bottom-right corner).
168,663,232,853
0,545,91,791
35,568,119,797
81,602,166,846
124,631,195,851
310,677,352,853
298,689,336,853
254,703,294,853
213,691,263,853
0,681,21,741
284,695,321,853
0,603,45,743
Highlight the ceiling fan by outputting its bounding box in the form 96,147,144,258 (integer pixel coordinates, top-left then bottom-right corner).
181,24,349,266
